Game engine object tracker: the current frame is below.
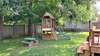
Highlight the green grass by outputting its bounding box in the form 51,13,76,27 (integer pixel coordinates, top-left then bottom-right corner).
0,32,88,56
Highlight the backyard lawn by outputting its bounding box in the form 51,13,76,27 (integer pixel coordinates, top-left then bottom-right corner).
0,32,88,56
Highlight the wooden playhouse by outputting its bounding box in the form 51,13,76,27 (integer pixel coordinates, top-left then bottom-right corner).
41,12,57,40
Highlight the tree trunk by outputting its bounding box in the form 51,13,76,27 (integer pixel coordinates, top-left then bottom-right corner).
28,18,33,35
0,15,3,26
12,21,17,37
27,0,33,36
0,15,4,39
34,24,37,35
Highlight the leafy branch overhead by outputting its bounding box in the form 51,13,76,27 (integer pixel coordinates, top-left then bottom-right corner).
0,0,91,25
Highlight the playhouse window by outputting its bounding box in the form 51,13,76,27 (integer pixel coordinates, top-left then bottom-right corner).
46,19,51,28
94,36,100,44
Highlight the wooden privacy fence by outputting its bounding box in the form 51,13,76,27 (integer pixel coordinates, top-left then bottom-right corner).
0,25,26,39
0,23,90,39
0,24,42,40
64,23,89,31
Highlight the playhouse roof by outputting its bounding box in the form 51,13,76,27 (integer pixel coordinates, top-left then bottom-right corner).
43,12,54,19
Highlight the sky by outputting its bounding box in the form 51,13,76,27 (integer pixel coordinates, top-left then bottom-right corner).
95,0,100,12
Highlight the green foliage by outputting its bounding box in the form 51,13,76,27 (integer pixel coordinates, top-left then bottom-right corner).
58,17,64,26
61,0,91,23
0,0,92,25
75,5,91,23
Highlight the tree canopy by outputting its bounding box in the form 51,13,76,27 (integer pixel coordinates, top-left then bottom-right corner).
0,0,92,25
